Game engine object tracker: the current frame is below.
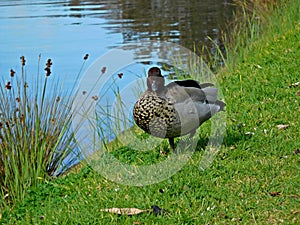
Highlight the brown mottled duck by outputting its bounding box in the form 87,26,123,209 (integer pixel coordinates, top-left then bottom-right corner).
133,67,225,150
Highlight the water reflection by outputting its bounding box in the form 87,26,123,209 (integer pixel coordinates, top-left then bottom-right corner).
0,0,234,73
65,0,234,52
1,0,234,48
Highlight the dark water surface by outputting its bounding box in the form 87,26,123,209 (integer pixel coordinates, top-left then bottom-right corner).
0,0,235,84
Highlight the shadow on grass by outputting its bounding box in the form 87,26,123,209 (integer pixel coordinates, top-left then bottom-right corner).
222,128,247,147
193,125,254,152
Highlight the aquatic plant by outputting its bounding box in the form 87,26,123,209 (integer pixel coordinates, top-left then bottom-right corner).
0,54,88,206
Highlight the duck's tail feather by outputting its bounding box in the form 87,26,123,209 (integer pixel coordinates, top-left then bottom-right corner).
215,100,226,111
202,87,218,103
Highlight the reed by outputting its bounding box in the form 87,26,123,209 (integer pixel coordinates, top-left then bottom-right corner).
0,55,88,207
221,0,283,65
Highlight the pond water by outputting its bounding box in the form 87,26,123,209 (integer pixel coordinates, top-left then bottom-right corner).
0,0,235,171
0,0,235,83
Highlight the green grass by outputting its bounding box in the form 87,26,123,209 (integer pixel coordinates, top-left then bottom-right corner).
1,0,300,224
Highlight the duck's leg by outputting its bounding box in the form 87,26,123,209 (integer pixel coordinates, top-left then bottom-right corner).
168,137,175,150
189,129,196,138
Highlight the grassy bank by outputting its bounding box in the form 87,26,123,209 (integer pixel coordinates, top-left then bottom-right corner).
1,0,300,224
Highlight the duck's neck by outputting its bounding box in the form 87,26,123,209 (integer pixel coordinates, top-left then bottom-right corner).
147,76,165,93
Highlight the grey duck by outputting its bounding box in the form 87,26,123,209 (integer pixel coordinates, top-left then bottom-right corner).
133,67,225,150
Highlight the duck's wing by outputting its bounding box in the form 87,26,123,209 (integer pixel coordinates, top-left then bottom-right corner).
167,80,214,89
165,79,225,110
172,99,222,134
165,82,217,103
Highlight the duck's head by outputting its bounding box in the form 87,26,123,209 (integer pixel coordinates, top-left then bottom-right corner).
147,67,165,92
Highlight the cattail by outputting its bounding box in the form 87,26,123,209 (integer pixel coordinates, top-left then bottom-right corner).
20,114,24,124
10,69,16,77
5,81,11,90
46,59,52,68
20,56,26,66
101,66,106,74
118,73,123,79
45,59,52,76
45,67,51,76
92,95,99,101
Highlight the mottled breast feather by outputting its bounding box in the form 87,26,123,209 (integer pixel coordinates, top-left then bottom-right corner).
133,92,182,138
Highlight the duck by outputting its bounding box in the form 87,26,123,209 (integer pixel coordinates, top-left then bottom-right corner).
133,67,225,150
